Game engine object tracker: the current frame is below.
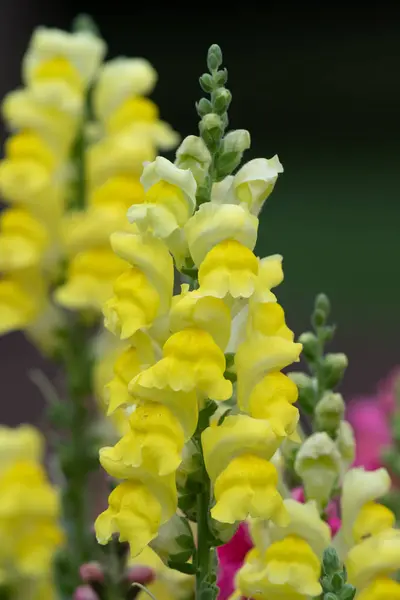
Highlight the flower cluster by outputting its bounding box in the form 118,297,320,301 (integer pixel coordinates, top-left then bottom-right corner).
0,425,63,599
0,26,105,349
232,466,400,599
95,44,300,571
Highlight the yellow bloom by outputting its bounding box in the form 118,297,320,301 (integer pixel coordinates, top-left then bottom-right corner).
169,286,231,350
0,425,43,469
110,231,174,315
247,302,294,340
89,174,146,209
99,403,185,477
251,499,331,558
235,536,321,600
336,467,391,553
352,501,395,544
23,27,106,113
93,57,158,122
0,131,57,205
246,372,299,439
0,207,49,271
357,577,400,600
0,269,45,335
201,415,286,524
55,247,127,311
87,132,155,188
184,202,258,268
236,334,302,408
346,528,400,589
95,473,177,558
106,341,155,415
198,239,259,299
212,454,287,524
131,327,232,401
2,89,77,151
127,157,196,257
0,458,63,579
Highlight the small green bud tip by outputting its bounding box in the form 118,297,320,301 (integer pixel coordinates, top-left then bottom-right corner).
315,293,331,317
72,13,100,36
213,88,232,114
298,331,319,360
323,548,341,573
199,73,214,93
207,44,223,71
196,98,213,117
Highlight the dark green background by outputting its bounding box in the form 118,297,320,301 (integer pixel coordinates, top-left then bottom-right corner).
0,3,399,424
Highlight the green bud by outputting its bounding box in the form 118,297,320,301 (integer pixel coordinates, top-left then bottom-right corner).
199,113,224,148
213,88,232,114
215,68,228,86
199,73,214,93
215,152,242,179
298,331,319,361
336,421,355,470
176,439,203,492
339,584,356,600
287,372,316,414
332,572,344,591
324,594,338,600
323,547,341,574
312,307,326,328
196,97,213,117
315,392,345,434
321,353,348,389
207,44,223,71
72,13,100,36
315,293,331,317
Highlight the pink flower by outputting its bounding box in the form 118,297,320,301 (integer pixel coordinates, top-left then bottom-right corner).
347,397,392,471
217,524,253,600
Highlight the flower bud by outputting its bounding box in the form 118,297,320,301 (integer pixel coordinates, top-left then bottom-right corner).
207,44,223,71
298,332,318,362
321,353,348,389
287,371,316,414
222,130,251,154
295,432,341,509
213,88,232,115
315,392,345,434
315,293,331,318
79,562,104,584
196,97,213,117
175,135,212,184
199,73,214,93
199,113,223,148
176,439,203,492
215,68,228,86
150,514,194,565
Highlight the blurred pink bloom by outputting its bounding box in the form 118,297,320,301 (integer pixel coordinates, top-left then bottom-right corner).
346,398,391,470
217,524,253,600
79,562,104,584
74,586,99,600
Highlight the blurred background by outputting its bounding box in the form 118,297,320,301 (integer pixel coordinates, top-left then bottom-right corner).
0,1,399,424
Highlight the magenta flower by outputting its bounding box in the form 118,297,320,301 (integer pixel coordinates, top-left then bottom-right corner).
217,524,253,600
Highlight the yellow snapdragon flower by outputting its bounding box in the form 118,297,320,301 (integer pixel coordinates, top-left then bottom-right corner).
23,26,106,114
232,499,329,600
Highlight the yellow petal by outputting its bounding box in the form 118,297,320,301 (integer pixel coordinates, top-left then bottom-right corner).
184,202,258,267
212,454,287,525
352,501,395,544
357,577,400,600
202,414,282,482
346,529,400,589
